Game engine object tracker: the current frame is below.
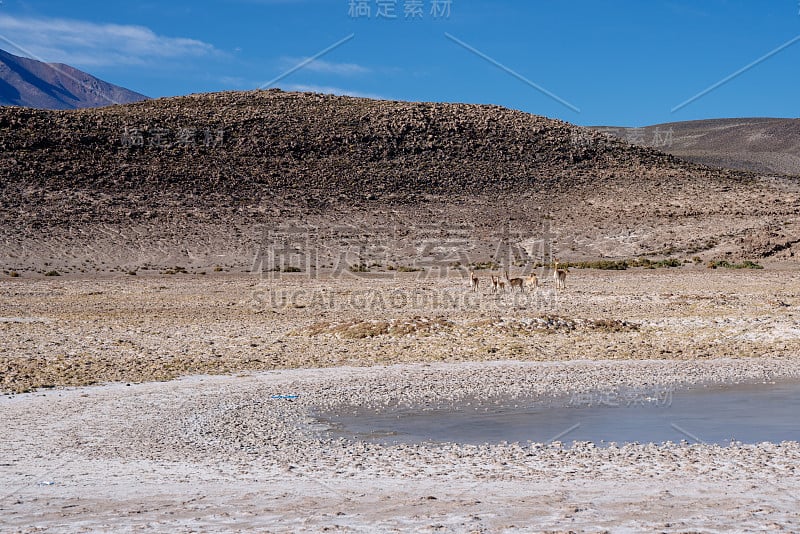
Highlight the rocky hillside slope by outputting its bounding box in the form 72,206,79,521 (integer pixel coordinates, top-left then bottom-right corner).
596,118,800,176
1,90,799,275
0,48,147,109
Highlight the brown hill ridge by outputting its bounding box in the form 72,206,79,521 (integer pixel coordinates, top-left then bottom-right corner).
596,118,800,176
2,88,694,196
1,90,799,275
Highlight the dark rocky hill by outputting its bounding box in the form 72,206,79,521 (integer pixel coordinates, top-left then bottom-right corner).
1,90,799,276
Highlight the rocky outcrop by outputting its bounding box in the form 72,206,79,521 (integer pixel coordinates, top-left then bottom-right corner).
2,89,798,273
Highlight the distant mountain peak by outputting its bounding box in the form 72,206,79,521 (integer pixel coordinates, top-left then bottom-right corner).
0,48,148,110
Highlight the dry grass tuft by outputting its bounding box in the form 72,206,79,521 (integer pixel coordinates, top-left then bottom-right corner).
297,316,454,339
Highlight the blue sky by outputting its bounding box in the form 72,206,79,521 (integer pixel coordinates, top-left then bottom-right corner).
0,0,798,126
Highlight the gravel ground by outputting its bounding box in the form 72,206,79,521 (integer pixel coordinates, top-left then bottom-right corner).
2,266,799,393
2,268,800,531
2,360,800,532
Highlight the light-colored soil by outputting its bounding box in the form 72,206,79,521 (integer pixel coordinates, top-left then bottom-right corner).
1,267,799,393
2,361,800,532
2,267,800,532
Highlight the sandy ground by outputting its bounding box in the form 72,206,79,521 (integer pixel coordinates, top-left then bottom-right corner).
2,362,800,532
2,266,799,393
2,267,800,532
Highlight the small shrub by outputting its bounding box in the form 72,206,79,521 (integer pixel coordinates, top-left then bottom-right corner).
44,270,60,277
303,320,390,339
213,266,223,272
282,266,302,273
567,257,683,270
396,265,423,272
469,261,500,270
595,260,627,270
707,260,762,269
349,264,369,273
569,260,628,270
9,271,19,277
653,258,682,268
300,317,453,339
589,319,639,332
127,270,137,276
631,257,682,268
739,260,764,269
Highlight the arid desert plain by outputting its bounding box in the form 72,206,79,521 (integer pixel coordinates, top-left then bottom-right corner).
2,265,800,532
3,86,800,532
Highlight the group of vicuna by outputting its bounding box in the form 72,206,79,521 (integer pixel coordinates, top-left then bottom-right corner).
469,260,568,293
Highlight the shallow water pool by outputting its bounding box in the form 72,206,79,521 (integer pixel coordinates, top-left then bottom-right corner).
316,380,800,446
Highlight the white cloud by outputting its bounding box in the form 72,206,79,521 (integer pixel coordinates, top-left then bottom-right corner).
282,83,387,100
281,57,370,75
0,14,219,67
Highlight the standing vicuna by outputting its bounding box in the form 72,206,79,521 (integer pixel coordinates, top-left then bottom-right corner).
505,270,524,292
469,270,480,292
553,259,568,290
525,272,538,292
490,274,500,294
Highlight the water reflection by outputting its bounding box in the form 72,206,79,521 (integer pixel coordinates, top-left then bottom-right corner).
315,381,800,446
